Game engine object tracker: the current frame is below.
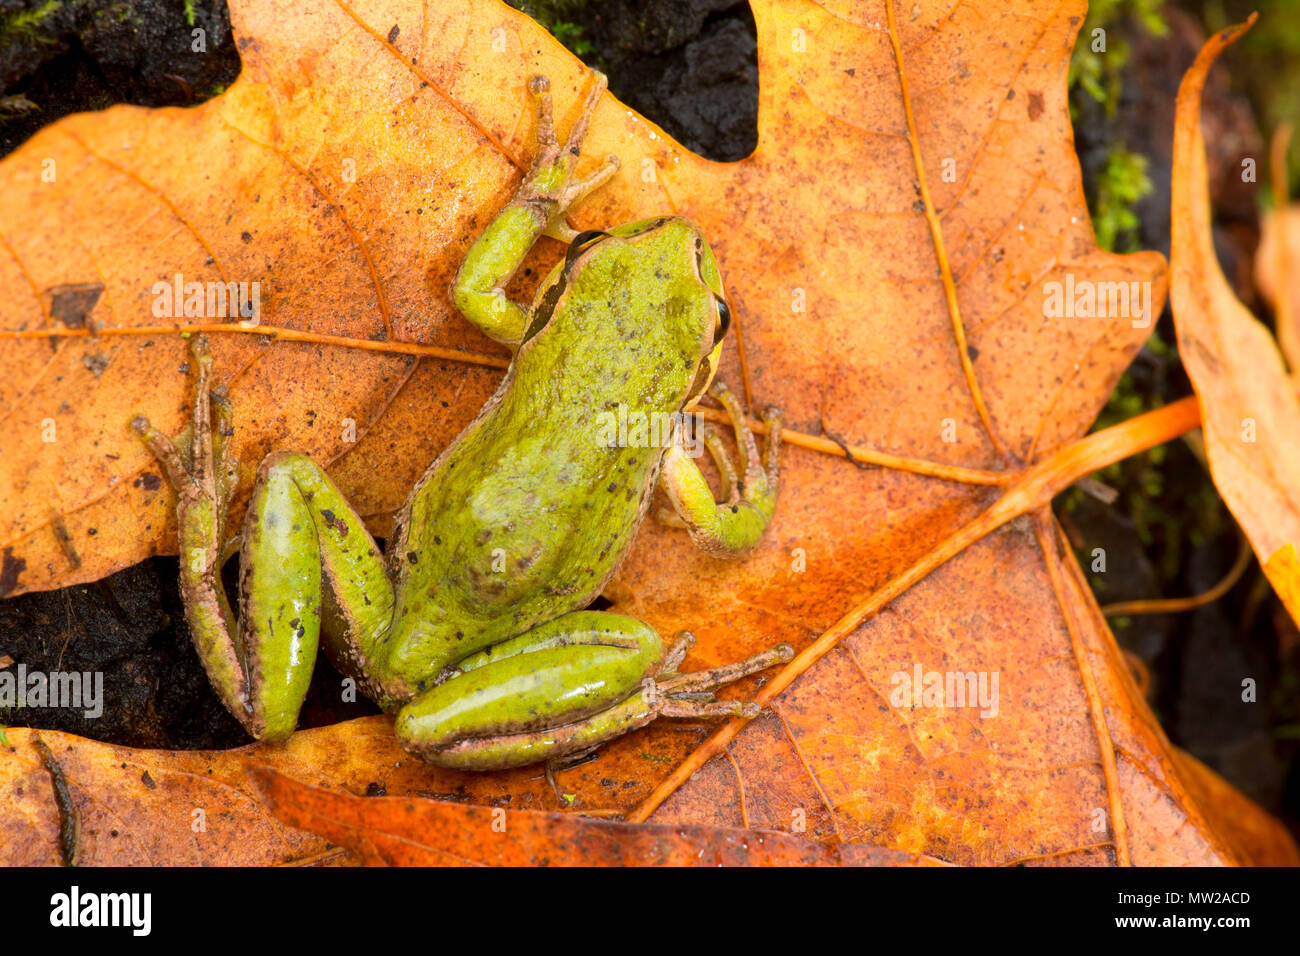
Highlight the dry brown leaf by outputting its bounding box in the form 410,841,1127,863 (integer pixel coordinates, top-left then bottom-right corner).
1,0,1293,865
1169,16,1300,627
1255,204,1300,370
245,764,947,866
1,721,408,865
0,720,943,865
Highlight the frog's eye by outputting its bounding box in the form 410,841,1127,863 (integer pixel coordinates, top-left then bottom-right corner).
565,229,608,268
712,295,732,346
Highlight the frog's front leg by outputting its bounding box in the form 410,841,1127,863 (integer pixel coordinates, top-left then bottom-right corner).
395,612,791,770
452,72,619,344
661,380,784,556
132,337,396,739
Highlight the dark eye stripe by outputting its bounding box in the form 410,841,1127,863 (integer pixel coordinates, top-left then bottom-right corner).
565,229,608,268
712,296,731,345
523,231,607,345
521,271,566,345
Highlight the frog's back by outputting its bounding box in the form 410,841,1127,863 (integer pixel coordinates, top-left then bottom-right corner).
384,221,717,679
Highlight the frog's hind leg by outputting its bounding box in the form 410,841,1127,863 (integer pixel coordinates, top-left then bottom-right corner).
133,337,395,740
395,610,663,770
244,450,397,710
133,339,249,729
395,612,792,771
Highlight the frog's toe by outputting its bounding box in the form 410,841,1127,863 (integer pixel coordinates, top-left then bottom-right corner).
651,640,793,719
209,385,239,503
759,407,783,486
560,153,620,208
557,71,607,156
657,630,696,676
132,415,195,492
133,335,240,506
542,220,580,243
530,74,558,155
653,505,688,529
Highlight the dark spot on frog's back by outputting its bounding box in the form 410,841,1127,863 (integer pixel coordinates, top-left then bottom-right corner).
134,472,162,492
407,551,419,565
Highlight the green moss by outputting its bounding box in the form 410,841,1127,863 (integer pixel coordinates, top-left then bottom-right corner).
548,20,595,57
509,0,599,63
0,1,62,46
1069,0,1168,117
1067,3,1166,255
1091,147,1153,253
183,0,196,28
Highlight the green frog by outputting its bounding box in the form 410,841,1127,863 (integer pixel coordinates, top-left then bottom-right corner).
133,73,789,770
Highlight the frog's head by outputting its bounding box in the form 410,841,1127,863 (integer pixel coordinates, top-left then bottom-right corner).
596,216,732,411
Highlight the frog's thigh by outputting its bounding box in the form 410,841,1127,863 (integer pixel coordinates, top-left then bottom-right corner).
394,611,663,770
247,452,395,716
